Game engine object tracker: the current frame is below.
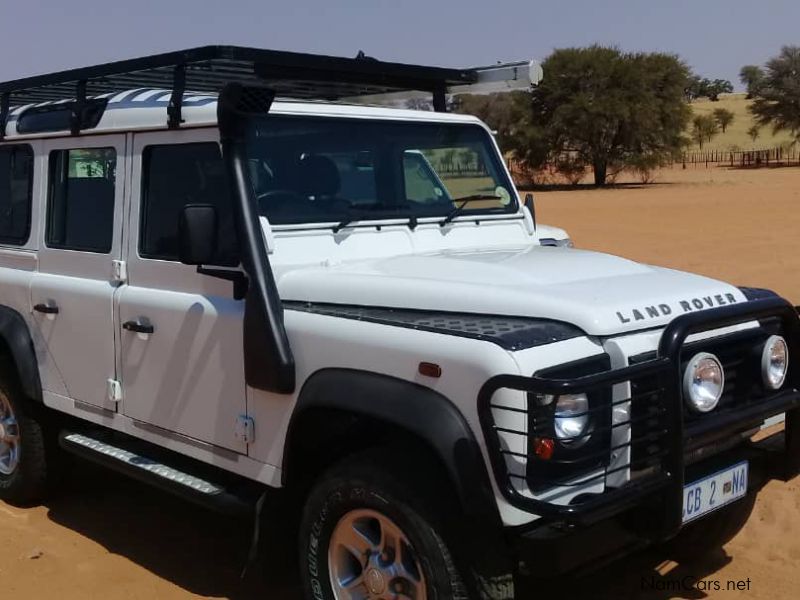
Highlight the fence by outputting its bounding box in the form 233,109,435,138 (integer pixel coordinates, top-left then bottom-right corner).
680,146,800,168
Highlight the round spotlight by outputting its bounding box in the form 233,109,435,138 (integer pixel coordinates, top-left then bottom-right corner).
683,352,724,413
761,335,789,390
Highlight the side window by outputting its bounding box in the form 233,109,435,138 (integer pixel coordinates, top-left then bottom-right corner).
46,148,116,253
140,143,237,265
0,145,34,245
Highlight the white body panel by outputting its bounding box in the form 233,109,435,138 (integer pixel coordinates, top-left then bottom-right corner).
118,128,247,453
30,134,127,410
0,91,777,530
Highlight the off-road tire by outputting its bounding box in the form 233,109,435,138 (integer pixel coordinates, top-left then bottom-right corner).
0,363,51,505
299,451,471,600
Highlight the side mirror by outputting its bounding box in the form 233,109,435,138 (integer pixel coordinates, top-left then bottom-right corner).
524,193,536,228
178,204,218,265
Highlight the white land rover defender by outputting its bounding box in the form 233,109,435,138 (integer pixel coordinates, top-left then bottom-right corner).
0,46,796,600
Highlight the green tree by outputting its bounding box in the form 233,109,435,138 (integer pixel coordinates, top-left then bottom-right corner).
747,125,761,143
739,65,764,98
712,108,735,133
453,91,550,168
692,114,719,149
529,46,690,185
707,79,733,101
750,46,800,140
685,76,733,101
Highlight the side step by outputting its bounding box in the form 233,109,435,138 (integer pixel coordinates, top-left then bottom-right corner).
59,431,259,518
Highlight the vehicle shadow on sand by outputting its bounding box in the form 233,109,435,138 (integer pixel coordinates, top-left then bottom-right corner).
524,547,733,599
46,463,733,600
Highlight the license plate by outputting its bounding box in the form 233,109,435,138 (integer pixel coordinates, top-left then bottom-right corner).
682,461,748,524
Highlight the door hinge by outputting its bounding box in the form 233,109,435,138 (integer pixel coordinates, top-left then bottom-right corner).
235,415,255,444
107,379,123,403
112,260,127,284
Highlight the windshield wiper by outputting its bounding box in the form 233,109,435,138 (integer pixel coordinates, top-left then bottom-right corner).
333,207,420,233
439,194,502,227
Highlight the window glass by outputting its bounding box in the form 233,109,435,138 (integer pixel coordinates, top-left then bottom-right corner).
140,143,237,265
0,145,34,245
245,116,515,226
403,151,449,205
46,148,116,252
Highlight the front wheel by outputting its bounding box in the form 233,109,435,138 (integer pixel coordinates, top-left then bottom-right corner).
299,454,470,600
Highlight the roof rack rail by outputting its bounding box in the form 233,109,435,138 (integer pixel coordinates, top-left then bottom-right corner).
0,45,482,135
343,59,542,108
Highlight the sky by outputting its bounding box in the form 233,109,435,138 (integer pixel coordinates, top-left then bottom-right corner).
1,0,798,90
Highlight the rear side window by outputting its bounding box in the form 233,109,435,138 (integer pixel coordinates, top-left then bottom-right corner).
0,145,34,245
140,143,237,265
46,148,116,253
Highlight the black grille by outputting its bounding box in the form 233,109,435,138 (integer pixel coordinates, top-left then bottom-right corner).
630,319,782,418
629,318,783,468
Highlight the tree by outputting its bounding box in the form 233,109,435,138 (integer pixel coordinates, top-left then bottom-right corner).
739,65,764,98
747,125,760,143
529,46,690,185
685,76,733,101
707,79,733,101
712,108,734,133
750,46,800,141
692,114,719,149
452,91,550,169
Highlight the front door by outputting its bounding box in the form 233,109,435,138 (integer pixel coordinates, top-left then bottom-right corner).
117,129,247,452
30,136,126,410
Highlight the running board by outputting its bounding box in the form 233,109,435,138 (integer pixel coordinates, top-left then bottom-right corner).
59,431,257,517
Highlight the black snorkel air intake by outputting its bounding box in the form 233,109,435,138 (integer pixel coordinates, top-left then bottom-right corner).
218,83,296,394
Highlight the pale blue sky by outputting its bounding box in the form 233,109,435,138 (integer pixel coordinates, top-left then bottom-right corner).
3,0,798,88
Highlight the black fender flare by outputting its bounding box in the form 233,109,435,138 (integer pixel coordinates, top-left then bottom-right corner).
0,306,42,402
286,368,514,593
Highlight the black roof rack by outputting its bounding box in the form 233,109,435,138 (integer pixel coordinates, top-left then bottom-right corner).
0,45,476,105
0,46,542,137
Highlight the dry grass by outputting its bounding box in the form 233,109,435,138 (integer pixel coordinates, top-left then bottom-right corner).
689,94,797,151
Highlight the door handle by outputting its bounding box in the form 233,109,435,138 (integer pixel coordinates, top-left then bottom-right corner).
33,303,59,315
122,319,154,334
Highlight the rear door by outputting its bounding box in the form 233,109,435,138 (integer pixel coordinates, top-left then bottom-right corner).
30,136,126,410
117,128,247,452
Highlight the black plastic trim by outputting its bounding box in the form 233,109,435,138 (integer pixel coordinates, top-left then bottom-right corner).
283,301,585,351
739,286,779,301
287,368,499,517
287,368,513,590
217,83,294,394
0,305,42,402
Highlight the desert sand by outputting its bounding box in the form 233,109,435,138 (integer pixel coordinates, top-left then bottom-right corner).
2,164,800,599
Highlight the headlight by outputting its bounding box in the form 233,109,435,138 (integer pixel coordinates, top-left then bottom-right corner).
555,238,574,248
683,352,724,413
553,393,590,446
761,335,789,390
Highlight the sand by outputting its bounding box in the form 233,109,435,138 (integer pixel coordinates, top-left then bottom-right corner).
3,164,800,599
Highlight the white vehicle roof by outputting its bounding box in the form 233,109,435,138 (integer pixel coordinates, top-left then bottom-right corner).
2,89,485,139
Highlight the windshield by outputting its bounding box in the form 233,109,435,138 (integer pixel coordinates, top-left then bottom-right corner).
244,115,516,226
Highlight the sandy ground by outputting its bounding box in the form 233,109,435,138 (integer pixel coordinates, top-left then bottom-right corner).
3,164,800,599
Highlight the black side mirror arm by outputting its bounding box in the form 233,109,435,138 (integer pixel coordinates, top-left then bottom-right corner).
196,266,249,300
524,192,536,229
